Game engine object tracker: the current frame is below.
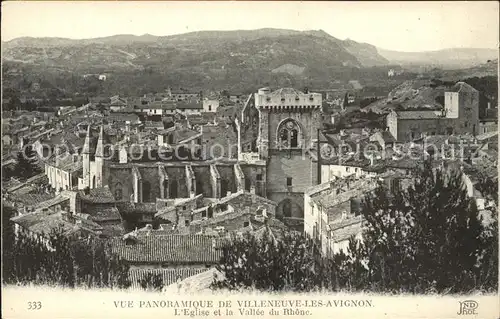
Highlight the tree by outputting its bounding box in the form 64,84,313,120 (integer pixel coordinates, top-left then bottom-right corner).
212,161,497,293
2,204,17,283
351,161,494,293
475,175,498,206
3,222,131,289
138,273,164,291
14,145,40,179
212,230,324,292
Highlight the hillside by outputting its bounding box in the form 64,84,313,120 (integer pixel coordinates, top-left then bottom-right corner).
2,29,398,95
378,47,498,69
2,29,383,71
343,39,389,67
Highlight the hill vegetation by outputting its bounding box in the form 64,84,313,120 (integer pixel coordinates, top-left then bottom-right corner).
1,29,393,95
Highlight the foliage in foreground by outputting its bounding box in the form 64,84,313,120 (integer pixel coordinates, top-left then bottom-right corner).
213,163,498,293
2,205,131,289
138,273,164,291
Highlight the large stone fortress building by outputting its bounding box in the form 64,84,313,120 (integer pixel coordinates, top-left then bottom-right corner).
254,87,322,219
75,87,322,225
387,82,480,141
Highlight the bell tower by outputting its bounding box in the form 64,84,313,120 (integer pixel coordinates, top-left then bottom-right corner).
255,87,322,222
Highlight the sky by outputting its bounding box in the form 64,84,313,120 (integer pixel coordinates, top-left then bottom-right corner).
2,1,499,52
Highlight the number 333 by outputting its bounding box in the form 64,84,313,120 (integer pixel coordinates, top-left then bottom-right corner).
28,301,42,310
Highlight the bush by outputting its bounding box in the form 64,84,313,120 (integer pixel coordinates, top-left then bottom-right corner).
213,161,498,293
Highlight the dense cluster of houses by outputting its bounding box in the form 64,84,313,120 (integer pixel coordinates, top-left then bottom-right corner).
3,81,497,290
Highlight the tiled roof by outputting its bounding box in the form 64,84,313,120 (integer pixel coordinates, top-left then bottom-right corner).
47,154,83,173
396,110,441,120
86,206,121,222
37,194,70,210
177,102,203,110
79,186,116,204
191,209,253,227
315,180,377,209
128,268,208,289
12,211,103,236
11,192,55,207
175,128,200,143
11,210,56,228
110,235,222,264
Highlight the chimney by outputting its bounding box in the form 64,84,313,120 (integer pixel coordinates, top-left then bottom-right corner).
226,191,231,197
487,102,491,109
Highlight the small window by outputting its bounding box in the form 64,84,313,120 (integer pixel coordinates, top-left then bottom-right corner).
202,210,207,218
185,220,190,226
183,206,186,210
256,174,262,181
208,105,212,111
244,221,250,227
286,177,293,187
220,204,228,211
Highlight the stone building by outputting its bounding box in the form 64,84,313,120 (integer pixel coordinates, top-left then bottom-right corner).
253,87,323,221
387,82,480,142
202,99,219,113
304,171,407,256
51,87,325,230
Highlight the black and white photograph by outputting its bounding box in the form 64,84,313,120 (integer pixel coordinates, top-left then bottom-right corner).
1,1,499,318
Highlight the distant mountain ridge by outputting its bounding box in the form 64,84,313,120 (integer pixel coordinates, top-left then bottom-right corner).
2,28,496,96
377,47,498,69
2,28,389,68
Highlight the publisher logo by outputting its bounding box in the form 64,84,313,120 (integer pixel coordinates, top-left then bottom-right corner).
457,300,478,315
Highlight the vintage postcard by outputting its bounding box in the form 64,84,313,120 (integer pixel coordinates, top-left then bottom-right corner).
1,1,499,318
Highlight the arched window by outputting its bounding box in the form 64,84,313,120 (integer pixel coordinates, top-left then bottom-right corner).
142,181,151,202
277,119,301,148
245,178,251,191
114,182,123,201
92,176,96,188
290,129,298,147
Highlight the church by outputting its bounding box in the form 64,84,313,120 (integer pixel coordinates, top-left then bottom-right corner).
77,87,323,227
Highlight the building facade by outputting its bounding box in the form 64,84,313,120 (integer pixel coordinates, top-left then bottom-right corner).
387,82,480,142
254,87,322,221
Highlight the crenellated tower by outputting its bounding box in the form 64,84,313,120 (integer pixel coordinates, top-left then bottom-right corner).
255,87,322,221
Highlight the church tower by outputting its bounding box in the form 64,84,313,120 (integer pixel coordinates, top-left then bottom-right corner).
255,87,322,222
94,125,107,188
82,125,92,189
